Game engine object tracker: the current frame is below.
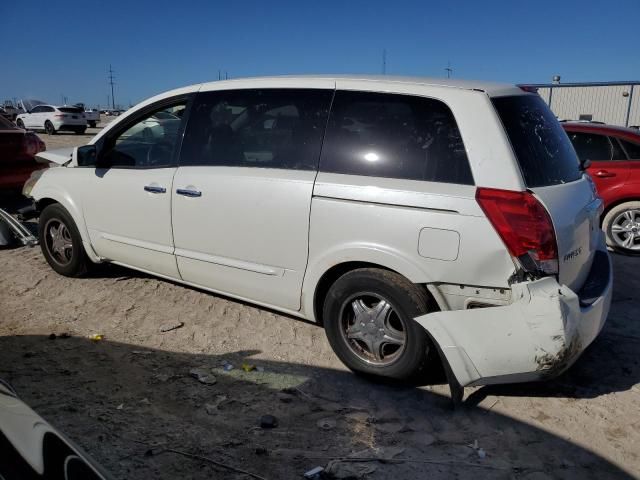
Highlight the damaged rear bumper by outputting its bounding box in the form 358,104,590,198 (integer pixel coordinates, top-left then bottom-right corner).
415,248,612,387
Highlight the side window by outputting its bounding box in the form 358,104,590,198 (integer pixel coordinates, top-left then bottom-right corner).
180,89,332,170
30,106,43,113
620,139,640,160
101,101,187,168
319,91,473,185
567,132,616,161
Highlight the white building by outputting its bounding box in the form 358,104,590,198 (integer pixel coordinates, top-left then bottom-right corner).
525,81,640,128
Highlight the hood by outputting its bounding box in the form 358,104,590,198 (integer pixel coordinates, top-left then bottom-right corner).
35,147,74,165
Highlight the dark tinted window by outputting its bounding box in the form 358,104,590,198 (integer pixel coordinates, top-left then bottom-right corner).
30,106,44,113
620,139,640,159
180,89,333,170
493,95,581,187
101,102,187,168
43,106,55,113
58,107,83,114
319,91,473,185
566,132,624,162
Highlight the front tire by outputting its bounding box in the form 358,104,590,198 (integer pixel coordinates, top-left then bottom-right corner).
45,120,56,135
323,268,433,380
39,204,89,277
16,119,24,129
603,201,640,254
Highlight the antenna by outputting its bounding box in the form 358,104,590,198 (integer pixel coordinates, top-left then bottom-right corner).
445,61,453,79
382,49,387,75
108,65,116,110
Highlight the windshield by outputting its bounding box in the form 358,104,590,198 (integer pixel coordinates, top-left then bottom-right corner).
492,95,582,188
21,99,47,111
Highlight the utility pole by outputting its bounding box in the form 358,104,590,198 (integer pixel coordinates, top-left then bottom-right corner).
382,49,387,75
108,65,116,110
445,61,453,79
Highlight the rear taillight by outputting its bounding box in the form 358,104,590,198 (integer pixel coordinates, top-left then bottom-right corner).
476,187,558,276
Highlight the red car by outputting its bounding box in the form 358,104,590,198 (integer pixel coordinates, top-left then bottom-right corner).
563,122,640,254
0,115,46,191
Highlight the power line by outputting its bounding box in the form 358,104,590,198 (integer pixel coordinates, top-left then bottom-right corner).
108,65,116,110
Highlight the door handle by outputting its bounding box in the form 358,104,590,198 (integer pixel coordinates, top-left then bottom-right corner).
144,185,166,193
594,170,615,178
176,188,202,197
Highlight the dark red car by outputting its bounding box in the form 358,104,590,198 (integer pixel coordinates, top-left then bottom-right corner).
562,122,640,254
0,115,46,191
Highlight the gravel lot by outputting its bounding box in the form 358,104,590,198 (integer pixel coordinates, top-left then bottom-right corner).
1,121,638,479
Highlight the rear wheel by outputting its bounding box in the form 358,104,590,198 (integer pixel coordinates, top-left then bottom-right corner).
603,201,640,254
88,121,96,128
75,128,87,135
39,204,89,276
323,268,433,380
44,120,56,135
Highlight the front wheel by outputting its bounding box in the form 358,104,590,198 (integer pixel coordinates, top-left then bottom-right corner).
39,204,89,276
16,119,24,129
603,201,640,254
44,120,56,135
323,268,433,380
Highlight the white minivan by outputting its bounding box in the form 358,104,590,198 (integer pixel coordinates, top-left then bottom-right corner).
24,76,612,393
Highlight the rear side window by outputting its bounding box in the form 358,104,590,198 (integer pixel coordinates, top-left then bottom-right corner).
566,132,626,162
620,139,640,159
180,89,333,170
319,91,473,185
492,95,581,187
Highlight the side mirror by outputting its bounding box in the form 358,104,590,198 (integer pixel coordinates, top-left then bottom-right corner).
77,145,97,167
580,159,592,171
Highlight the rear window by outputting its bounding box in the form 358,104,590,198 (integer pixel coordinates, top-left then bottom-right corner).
58,107,83,114
320,91,474,185
492,95,581,188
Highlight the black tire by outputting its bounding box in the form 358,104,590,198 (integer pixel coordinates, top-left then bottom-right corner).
75,128,87,135
45,120,56,135
16,119,24,129
88,121,96,128
602,201,640,255
323,268,433,380
39,204,89,277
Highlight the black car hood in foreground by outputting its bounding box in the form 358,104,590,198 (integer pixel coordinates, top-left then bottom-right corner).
0,379,111,479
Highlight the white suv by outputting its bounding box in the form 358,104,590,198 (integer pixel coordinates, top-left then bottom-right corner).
23,76,612,393
16,105,87,135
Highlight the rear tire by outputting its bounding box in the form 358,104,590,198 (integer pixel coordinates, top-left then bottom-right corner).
75,128,87,135
603,201,640,254
88,121,96,128
39,204,89,277
45,120,56,135
322,268,433,380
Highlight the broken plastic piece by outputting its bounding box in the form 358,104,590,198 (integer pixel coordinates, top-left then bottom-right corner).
304,466,324,478
89,334,104,342
0,208,37,247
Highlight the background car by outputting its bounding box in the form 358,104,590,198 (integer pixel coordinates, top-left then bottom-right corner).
16,104,87,135
563,122,640,253
0,115,46,191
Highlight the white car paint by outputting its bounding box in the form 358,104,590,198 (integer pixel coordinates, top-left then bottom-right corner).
27,75,612,388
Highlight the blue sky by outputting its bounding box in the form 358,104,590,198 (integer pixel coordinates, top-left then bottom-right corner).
2,0,638,108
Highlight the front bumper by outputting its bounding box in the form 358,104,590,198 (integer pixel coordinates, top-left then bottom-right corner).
415,247,613,387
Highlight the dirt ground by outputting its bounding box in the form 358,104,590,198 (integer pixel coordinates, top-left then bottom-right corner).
0,123,639,479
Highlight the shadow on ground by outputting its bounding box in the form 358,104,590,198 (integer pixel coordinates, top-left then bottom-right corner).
0,335,635,480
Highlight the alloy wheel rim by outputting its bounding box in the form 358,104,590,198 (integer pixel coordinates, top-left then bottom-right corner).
44,219,73,266
338,293,407,366
611,209,640,251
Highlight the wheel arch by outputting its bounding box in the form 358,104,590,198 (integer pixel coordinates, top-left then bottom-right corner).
33,191,101,263
601,196,640,225
306,256,439,326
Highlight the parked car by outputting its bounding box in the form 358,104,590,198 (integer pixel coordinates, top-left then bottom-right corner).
23,76,611,391
1,100,23,121
16,104,87,135
0,115,46,191
74,104,100,128
562,122,640,254
0,378,111,479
